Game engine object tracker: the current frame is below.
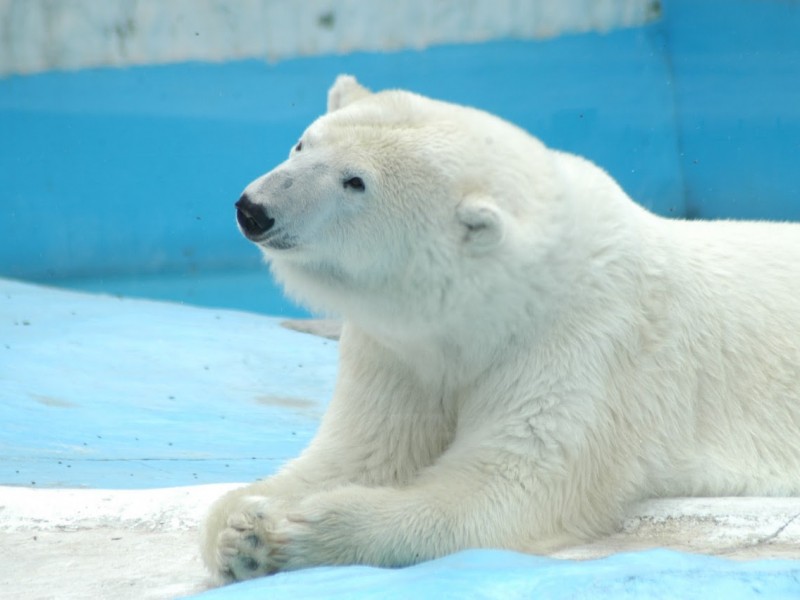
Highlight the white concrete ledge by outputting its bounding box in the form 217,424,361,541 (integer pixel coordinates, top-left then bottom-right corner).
557,497,800,561
0,0,658,75
2,486,798,599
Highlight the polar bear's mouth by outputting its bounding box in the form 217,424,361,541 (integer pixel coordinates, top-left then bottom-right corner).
260,233,297,251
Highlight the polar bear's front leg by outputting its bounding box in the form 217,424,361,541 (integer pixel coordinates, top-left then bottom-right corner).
264,447,595,572
202,419,440,582
202,326,452,581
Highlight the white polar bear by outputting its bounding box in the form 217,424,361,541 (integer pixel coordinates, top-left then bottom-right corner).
202,75,800,581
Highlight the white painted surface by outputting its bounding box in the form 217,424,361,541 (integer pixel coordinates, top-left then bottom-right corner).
0,0,658,75
0,484,236,532
1,486,798,600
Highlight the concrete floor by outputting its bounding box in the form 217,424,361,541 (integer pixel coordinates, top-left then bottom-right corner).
2,486,799,600
2,279,799,599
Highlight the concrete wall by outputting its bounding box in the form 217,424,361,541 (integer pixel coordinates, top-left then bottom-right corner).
1,29,682,284
0,0,657,75
0,0,798,309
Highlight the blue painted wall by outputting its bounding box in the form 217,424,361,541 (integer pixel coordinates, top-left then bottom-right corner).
664,0,800,221
1,0,798,311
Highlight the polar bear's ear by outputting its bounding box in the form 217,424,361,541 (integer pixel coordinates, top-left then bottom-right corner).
456,195,506,252
327,75,372,113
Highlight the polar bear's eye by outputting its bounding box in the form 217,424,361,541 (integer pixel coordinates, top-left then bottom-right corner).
343,176,365,192
294,141,303,152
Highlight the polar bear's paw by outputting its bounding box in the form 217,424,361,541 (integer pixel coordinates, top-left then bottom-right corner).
206,496,282,581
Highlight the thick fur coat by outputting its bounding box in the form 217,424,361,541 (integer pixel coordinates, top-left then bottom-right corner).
202,75,800,581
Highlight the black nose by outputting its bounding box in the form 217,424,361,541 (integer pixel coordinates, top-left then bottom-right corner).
235,194,275,240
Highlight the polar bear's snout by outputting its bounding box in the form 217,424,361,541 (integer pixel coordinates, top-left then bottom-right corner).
236,193,275,241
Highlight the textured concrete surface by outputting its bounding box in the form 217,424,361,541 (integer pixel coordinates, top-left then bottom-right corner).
2,279,799,598
2,486,798,599
0,0,655,75
0,279,336,489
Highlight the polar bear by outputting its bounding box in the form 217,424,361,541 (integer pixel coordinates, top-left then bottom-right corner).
202,75,800,581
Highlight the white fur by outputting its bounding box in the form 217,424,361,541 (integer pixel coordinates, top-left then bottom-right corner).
203,75,800,581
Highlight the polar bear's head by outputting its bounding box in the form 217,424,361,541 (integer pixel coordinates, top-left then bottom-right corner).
236,75,556,330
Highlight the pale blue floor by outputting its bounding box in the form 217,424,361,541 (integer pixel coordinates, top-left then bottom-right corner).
2,277,799,598
1,278,332,488
194,549,800,600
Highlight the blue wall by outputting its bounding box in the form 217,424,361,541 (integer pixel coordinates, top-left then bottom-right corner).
0,0,798,309
665,0,800,221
